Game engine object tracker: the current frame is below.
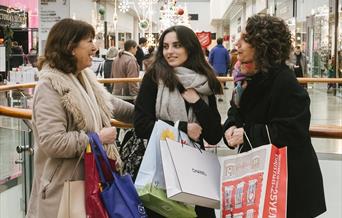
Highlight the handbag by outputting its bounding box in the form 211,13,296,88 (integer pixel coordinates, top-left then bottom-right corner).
84,144,109,218
220,126,287,218
119,129,146,181
88,132,147,218
57,149,86,218
160,138,221,209
135,120,196,217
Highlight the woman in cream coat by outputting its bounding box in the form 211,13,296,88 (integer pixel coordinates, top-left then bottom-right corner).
26,19,134,218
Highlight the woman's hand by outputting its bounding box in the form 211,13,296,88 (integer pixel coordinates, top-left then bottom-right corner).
181,88,200,103
187,123,202,141
224,126,244,148
98,127,117,144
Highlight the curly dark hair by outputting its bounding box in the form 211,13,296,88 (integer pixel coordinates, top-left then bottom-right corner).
147,25,222,94
243,14,292,72
37,18,95,74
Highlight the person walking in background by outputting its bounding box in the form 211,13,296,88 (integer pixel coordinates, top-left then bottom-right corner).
223,14,326,217
134,25,223,218
27,47,38,67
209,37,230,89
135,37,147,71
103,47,118,92
90,49,104,77
26,18,134,218
289,45,307,78
10,41,25,69
111,39,139,103
142,45,155,71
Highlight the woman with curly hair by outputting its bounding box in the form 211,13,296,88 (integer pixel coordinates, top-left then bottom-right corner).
223,14,326,217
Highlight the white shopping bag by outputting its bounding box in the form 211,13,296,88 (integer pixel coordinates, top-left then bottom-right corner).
134,120,196,217
160,138,221,209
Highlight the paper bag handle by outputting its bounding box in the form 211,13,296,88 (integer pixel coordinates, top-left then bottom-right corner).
239,125,272,153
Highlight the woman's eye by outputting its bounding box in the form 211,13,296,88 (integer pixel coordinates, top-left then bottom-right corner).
174,43,182,48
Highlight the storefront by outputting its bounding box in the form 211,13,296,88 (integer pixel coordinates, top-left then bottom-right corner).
0,0,38,77
294,0,341,79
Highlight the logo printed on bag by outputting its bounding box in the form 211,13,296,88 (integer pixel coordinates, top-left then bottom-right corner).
160,129,175,140
192,168,207,176
269,153,281,217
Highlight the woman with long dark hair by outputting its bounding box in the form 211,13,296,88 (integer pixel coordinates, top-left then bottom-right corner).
134,25,223,217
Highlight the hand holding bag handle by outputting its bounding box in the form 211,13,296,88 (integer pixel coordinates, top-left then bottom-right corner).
239,125,272,153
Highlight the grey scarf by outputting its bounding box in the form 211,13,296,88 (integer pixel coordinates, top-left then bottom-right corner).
155,67,212,122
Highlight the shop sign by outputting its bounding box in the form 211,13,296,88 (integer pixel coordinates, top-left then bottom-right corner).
196,31,211,47
0,6,27,28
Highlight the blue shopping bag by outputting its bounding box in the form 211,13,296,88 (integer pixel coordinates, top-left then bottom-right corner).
88,132,147,218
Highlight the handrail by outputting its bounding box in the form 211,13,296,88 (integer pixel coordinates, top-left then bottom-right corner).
0,105,340,139
1,77,342,92
0,105,133,129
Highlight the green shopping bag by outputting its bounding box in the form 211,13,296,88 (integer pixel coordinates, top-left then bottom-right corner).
135,120,196,217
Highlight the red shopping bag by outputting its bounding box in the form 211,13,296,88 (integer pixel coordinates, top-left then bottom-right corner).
220,144,287,218
84,144,109,218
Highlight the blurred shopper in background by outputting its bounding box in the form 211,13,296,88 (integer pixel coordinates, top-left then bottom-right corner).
103,47,118,92
223,14,326,218
289,45,307,78
27,47,38,67
10,41,25,69
134,25,223,218
142,45,155,71
111,39,139,103
26,18,134,218
135,37,147,71
91,49,104,77
209,37,230,90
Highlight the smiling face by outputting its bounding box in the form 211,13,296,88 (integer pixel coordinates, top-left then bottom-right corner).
72,36,97,72
162,31,188,68
235,32,255,64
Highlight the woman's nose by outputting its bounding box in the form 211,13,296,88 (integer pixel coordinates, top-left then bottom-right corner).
165,46,174,54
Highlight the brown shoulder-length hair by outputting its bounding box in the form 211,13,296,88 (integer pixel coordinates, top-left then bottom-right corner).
243,14,292,72
147,25,222,94
37,18,95,73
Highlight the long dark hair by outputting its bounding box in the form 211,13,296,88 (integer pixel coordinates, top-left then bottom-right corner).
147,25,222,94
243,14,292,73
37,18,95,74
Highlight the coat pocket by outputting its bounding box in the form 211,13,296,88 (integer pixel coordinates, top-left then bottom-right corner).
39,160,63,199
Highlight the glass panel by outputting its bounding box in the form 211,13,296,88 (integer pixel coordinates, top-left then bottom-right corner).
0,89,33,217
0,116,32,218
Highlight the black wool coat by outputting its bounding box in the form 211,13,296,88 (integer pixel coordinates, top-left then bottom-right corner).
223,64,326,218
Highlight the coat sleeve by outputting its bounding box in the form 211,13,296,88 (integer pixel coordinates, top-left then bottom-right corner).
209,49,214,65
126,58,139,96
192,95,222,144
33,81,88,158
110,96,134,123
